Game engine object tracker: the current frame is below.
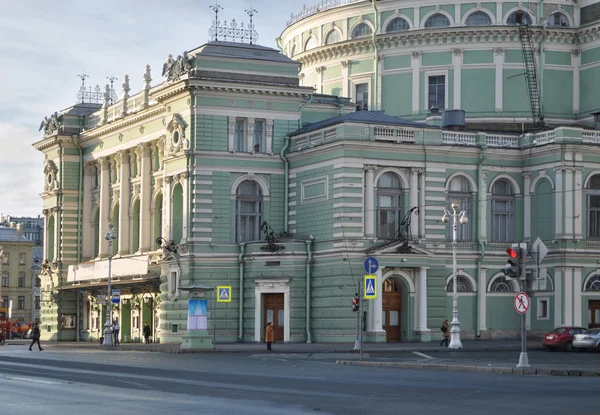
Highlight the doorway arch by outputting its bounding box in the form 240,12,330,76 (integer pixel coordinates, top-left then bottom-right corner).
381,274,413,342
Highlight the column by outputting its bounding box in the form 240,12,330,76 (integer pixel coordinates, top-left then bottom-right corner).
42,209,49,260
479,170,488,241
494,48,505,113
419,170,425,239
409,168,419,238
478,267,488,332
454,4,461,25
315,67,323,95
364,166,375,238
554,267,563,327
564,268,573,326
341,61,349,97
246,118,255,153
574,168,583,239
573,50,580,117
98,157,110,257
53,207,60,261
266,120,274,154
81,164,94,260
117,151,130,255
139,144,152,251
413,7,420,28
411,52,421,115
452,49,462,110
573,268,582,326
523,173,531,241
555,168,563,238
180,172,189,242
565,169,573,238
373,268,384,332
416,267,429,334
495,3,502,24
162,176,172,240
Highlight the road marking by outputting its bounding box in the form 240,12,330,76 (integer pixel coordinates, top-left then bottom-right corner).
5,376,63,385
412,351,435,360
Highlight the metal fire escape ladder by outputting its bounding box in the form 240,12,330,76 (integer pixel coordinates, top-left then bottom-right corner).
518,24,543,126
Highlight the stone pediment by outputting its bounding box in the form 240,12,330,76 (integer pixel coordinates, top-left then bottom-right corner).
366,240,434,257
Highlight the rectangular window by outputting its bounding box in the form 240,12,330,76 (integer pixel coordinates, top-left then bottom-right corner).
1,273,8,287
1,254,8,265
492,199,515,242
589,194,600,239
18,272,25,287
234,119,247,152
19,253,26,265
537,298,549,320
18,296,25,309
1,296,7,306
35,296,40,310
428,75,446,110
253,120,266,153
355,83,369,111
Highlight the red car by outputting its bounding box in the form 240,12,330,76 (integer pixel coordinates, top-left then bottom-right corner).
543,326,587,351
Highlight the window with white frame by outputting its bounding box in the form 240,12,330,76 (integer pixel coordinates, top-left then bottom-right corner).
465,11,492,26
351,23,372,39
236,180,263,242
447,176,473,241
585,275,600,291
446,275,474,292
1,295,7,305
325,30,341,45
19,253,26,265
546,12,569,27
425,13,450,28
234,119,247,152
537,298,549,319
1,272,7,287
386,17,410,33
507,11,532,26
377,173,404,239
2,254,9,265
428,75,446,110
305,36,318,52
491,179,515,242
588,175,600,239
253,120,266,153
18,271,25,287
18,296,25,309
355,83,369,111
489,276,514,292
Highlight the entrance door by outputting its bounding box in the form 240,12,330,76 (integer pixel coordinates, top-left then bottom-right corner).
589,300,600,329
264,293,284,342
382,279,402,342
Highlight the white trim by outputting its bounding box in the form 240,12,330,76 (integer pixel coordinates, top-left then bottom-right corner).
444,271,478,292
488,173,522,195
564,268,573,326
348,19,375,39
544,11,574,28
230,174,270,197
382,13,413,32
555,268,563,327
487,273,519,293
301,176,329,203
503,7,537,25
445,172,478,193
423,69,449,111
323,26,344,46
304,34,319,52
530,173,555,193
421,10,455,28
583,170,600,188
583,270,600,291
349,76,372,111
382,268,415,293
373,167,410,190
254,279,291,343
574,268,582,326
537,297,550,320
461,8,495,26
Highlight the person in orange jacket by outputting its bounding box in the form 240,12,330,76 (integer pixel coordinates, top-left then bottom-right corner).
265,322,274,351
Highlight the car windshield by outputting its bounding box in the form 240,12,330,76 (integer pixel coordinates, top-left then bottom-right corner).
553,328,566,334
584,329,600,335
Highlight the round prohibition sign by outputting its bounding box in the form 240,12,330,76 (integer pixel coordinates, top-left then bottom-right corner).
514,292,530,314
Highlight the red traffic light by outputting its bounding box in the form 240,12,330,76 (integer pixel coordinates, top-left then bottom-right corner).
506,248,518,258
352,298,359,305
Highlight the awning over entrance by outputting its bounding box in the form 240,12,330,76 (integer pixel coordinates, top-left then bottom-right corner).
57,274,160,296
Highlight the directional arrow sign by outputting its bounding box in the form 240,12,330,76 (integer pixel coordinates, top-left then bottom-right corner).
363,257,379,274
531,237,548,265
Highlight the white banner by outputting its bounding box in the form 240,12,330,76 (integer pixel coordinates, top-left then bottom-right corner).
67,256,149,283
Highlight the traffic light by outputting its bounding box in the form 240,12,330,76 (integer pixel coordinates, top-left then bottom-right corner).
352,297,359,312
502,244,521,278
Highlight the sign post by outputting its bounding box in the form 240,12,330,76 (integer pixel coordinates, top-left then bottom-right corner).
517,241,530,369
353,280,361,353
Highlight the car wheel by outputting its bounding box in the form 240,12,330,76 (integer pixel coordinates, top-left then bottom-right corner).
564,342,574,352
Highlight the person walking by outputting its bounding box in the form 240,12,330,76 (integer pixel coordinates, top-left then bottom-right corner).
143,322,151,344
29,322,43,351
112,320,120,346
265,322,274,351
440,319,450,347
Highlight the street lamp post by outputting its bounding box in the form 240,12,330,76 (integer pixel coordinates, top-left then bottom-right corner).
102,223,117,347
0,246,4,307
442,202,468,349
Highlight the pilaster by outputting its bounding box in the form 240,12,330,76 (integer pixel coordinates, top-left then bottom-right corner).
452,49,462,110
162,176,172,240
246,118,255,153
98,157,110,257
523,172,531,241
572,50,580,116
565,168,573,238
364,165,376,238
478,267,487,332
341,61,349,97
419,170,425,239
117,151,130,255
554,168,563,238
494,48,505,113
409,168,419,238
415,267,431,342
82,164,94,260
574,168,583,239
266,120,274,154
139,143,152,251
180,172,189,243
411,52,421,115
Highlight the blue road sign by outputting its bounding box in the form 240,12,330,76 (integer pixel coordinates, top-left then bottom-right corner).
363,257,379,274
217,286,232,303
112,289,120,303
364,275,377,299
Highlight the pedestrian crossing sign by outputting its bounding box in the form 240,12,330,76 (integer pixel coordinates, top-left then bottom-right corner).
364,275,377,299
217,286,232,303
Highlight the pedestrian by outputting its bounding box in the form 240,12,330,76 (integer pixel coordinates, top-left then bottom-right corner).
113,320,120,346
143,322,151,344
440,319,450,347
265,322,274,351
29,322,43,351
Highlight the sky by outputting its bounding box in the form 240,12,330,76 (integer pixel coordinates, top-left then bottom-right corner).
0,0,302,217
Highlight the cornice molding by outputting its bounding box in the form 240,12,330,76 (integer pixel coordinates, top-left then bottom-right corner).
80,106,166,142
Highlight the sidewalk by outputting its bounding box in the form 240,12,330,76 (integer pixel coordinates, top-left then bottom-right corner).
4,338,544,354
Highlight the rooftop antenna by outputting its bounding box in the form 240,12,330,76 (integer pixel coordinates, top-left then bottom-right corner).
210,1,224,41
245,6,258,45
76,73,89,103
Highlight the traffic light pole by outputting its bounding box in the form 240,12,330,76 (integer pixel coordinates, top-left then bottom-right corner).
517,243,530,368
353,280,361,352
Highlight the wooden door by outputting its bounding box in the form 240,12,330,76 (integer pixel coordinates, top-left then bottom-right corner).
382,279,402,342
264,293,284,342
589,300,600,329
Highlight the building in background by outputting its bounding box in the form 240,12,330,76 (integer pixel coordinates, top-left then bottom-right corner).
0,214,44,246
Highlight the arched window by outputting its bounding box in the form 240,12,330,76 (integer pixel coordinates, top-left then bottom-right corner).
588,174,600,239
425,13,450,28
465,11,492,26
489,276,514,292
585,275,600,291
546,12,569,27
384,279,400,292
325,30,341,45
171,183,184,244
507,11,532,26
377,173,403,239
491,179,515,242
290,44,297,57
236,180,263,242
447,176,472,241
131,199,140,253
446,275,474,292
304,36,318,52
386,17,410,33
351,23,372,39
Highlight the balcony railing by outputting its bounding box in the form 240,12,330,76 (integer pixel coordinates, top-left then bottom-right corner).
287,0,361,26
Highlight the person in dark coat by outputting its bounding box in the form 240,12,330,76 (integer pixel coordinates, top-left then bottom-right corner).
440,319,450,347
143,322,151,344
29,322,43,351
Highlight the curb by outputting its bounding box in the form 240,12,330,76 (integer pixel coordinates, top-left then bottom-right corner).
335,360,600,377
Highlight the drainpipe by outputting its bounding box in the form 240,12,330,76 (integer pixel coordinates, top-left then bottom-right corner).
538,5,546,123
305,238,314,343
73,135,83,342
280,136,291,233
298,94,314,129
476,145,487,338
275,37,284,54
371,0,380,111
238,243,246,341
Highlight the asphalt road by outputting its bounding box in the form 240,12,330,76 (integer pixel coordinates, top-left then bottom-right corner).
0,346,598,415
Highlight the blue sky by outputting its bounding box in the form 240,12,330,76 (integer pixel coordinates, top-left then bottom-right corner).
0,0,301,217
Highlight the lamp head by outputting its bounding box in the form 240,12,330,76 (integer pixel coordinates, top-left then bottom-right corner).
459,215,468,225
441,214,449,223
451,202,460,210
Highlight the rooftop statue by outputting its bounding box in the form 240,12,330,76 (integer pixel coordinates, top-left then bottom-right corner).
162,52,193,82
38,112,63,136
